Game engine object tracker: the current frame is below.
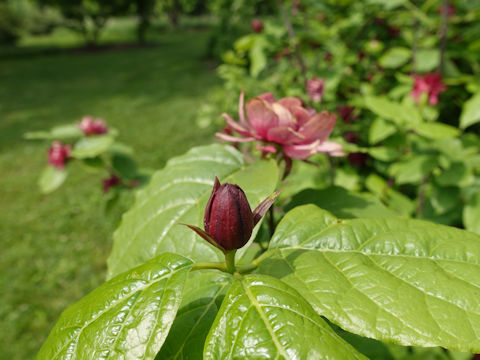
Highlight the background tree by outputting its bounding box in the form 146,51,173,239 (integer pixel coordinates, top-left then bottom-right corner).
39,0,132,45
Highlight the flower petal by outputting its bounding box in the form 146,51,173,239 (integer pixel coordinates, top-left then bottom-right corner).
216,132,256,143
271,103,297,128
316,141,344,156
297,111,337,144
246,98,279,139
221,113,252,137
283,141,320,160
290,105,311,127
266,126,304,144
277,97,303,112
256,144,277,157
257,92,276,103
252,190,280,227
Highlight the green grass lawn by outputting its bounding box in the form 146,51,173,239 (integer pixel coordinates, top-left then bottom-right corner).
0,17,222,359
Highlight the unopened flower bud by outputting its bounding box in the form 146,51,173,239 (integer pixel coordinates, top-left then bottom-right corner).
183,177,279,253
251,19,263,33
204,179,254,250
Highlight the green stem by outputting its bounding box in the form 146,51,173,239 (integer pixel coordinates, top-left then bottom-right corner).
191,261,227,272
237,263,258,274
225,250,237,274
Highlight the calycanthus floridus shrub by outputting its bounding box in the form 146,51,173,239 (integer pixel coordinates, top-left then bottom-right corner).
37,92,480,360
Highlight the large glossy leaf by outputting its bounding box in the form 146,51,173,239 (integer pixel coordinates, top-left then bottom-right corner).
204,274,367,359
258,205,480,352
285,186,397,218
107,144,278,278
157,271,233,360
38,253,192,360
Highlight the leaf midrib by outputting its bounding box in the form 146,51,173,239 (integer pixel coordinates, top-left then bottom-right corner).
50,264,189,360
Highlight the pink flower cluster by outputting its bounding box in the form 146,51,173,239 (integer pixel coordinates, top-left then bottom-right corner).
78,116,108,135
217,92,343,160
48,141,71,169
306,77,325,103
411,72,447,106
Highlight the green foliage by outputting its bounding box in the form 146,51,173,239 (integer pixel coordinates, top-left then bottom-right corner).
258,205,480,352
460,92,480,129
0,3,22,44
107,144,279,278
0,23,221,360
204,274,367,359
285,186,398,218
37,253,193,359
157,270,233,360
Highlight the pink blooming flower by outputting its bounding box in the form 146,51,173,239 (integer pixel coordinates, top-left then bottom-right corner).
48,141,71,169
411,72,447,106
102,174,121,193
306,77,325,103
78,116,108,135
216,92,344,160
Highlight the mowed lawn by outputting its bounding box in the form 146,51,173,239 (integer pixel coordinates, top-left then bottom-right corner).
0,18,221,359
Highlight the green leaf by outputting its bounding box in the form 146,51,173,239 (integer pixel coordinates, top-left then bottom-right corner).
234,34,256,52
364,96,421,126
369,117,397,144
368,147,403,161
38,166,68,194
365,174,415,216
258,205,480,352
111,153,138,180
463,192,480,235
364,96,404,124
81,157,105,171
460,92,480,129
157,271,233,360
416,49,440,72
379,47,411,68
389,155,438,184
38,253,192,360
415,123,460,140
203,274,367,359
286,186,397,218
71,135,114,159
24,124,83,140
249,38,268,78
436,162,470,187
107,144,278,278
430,185,460,214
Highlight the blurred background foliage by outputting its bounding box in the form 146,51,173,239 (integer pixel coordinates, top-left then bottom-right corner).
1,0,480,359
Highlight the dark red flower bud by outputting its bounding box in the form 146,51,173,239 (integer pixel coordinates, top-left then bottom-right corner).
183,177,279,253
348,152,368,167
344,131,359,144
102,174,121,193
251,19,263,33
204,179,253,251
